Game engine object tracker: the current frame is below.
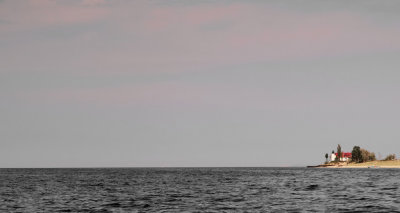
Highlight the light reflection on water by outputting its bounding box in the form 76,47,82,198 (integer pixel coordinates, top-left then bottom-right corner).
1,167,400,212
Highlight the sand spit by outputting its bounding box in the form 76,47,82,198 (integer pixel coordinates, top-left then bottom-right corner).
309,160,400,168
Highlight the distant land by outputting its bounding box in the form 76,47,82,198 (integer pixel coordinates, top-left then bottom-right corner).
310,160,400,168
309,144,399,168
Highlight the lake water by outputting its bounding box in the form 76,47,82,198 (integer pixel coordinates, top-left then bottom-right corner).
1,167,400,212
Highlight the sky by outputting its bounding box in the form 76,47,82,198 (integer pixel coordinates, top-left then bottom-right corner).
1,0,400,167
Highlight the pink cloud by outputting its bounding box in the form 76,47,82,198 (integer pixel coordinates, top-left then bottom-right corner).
2,1,400,75
145,3,245,32
81,0,107,6
96,2,400,73
0,0,109,33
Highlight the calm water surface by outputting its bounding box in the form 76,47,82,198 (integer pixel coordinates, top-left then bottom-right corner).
1,167,400,212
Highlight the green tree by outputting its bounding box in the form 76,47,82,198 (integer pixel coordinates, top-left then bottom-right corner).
351,146,362,163
336,144,342,162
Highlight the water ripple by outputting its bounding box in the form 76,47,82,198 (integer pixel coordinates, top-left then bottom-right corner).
1,168,400,212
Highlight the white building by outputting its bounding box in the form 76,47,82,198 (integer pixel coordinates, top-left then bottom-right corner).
330,152,352,162
330,153,336,162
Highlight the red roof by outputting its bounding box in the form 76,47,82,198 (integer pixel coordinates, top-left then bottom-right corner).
335,152,352,158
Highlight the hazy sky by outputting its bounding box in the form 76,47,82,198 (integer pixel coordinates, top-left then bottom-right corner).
2,0,400,167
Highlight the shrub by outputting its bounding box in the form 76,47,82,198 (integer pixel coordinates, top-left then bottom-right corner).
384,154,396,161
360,148,376,163
368,152,376,161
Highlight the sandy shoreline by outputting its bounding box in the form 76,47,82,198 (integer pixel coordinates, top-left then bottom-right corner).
309,160,400,168
324,165,400,168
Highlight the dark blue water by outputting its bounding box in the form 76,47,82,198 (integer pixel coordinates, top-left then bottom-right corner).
1,167,400,212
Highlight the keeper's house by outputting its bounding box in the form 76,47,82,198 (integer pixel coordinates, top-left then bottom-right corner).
330,152,352,162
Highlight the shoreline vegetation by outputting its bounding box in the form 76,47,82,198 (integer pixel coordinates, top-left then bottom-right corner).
309,144,399,168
